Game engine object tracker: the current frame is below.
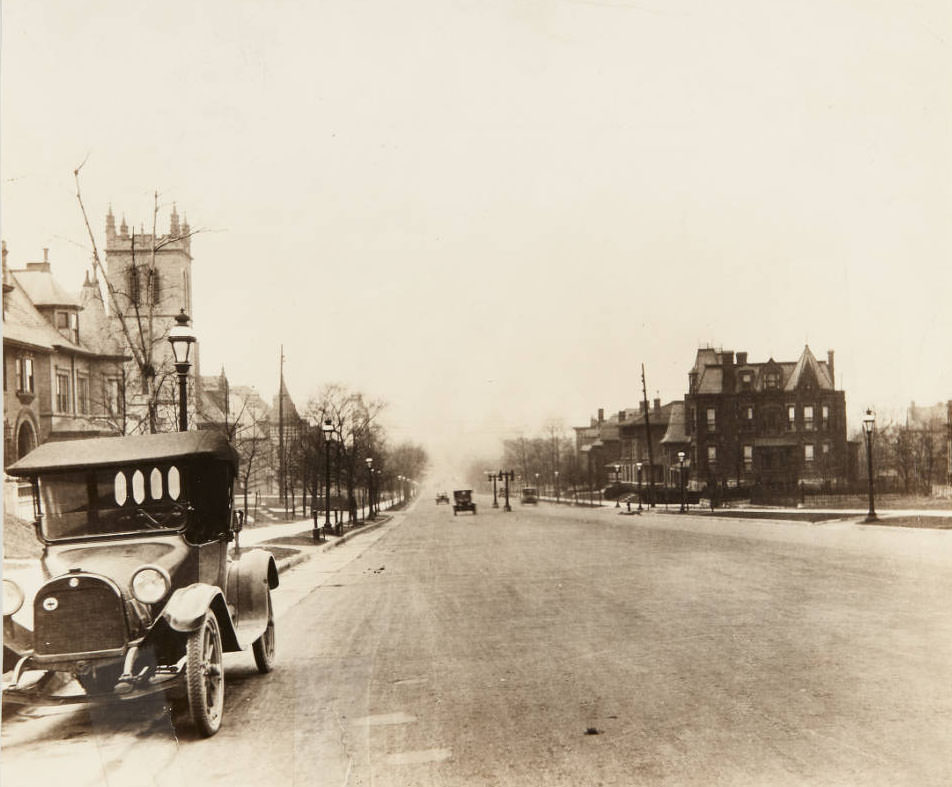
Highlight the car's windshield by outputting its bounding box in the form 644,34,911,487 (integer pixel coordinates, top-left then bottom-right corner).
38,464,189,541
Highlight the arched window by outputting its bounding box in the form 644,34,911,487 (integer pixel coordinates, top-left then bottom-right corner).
16,420,36,460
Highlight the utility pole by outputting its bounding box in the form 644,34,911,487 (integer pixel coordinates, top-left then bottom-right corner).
279,346,286,514
641,364,656,507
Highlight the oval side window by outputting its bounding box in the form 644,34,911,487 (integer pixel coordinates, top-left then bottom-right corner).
132,470,146,504
150,467,163,500
168,466,181,500
114,472,128,506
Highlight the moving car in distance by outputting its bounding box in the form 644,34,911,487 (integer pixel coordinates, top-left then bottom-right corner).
435,491,450,505
520,487,539,504
452,490,477,515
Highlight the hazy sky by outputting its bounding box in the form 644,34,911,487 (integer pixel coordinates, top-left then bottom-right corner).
3,0,951,467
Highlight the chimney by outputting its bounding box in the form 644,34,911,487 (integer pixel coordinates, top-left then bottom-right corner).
720,351,734,366
597,408,604,424
618,410,626,423
653,398,661,413
827,350,835,387
736,351,747,365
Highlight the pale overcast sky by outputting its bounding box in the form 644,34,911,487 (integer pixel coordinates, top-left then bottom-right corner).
3,0,951,467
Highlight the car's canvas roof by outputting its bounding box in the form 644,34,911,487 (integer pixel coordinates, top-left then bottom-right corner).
7,430,239,475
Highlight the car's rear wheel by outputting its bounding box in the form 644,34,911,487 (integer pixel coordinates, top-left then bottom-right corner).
185,611,224,737
252,590,276,674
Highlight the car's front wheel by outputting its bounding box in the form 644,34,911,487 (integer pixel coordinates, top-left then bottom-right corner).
186,611,224,737
252,590,276,674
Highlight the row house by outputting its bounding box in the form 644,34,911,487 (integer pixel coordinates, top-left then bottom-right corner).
574,409,620,489
617,400,682,488
684,346,849,492
574,400,682,490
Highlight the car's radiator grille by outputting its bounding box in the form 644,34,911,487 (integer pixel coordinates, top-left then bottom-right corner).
34,576,127,656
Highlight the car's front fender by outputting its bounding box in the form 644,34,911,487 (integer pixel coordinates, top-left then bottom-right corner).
157,584,240,651
225,549,278,647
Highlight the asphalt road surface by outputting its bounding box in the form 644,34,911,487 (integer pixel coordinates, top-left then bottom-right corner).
4,498,952,786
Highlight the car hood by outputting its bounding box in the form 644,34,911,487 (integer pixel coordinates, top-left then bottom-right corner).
42,536,190,590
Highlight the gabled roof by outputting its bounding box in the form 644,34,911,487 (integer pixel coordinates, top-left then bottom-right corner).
784,345,833,391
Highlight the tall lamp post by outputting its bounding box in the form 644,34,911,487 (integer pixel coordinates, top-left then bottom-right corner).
636,462,643,511
168,309,195,432
613,463,621,507
320,419,335,539
498,470,514,512
862,409,878,523
554,470,560,503
487,471,499,508
366,457,376,521
678,451,687,513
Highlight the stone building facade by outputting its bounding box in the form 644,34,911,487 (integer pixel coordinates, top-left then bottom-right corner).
102,205,198,433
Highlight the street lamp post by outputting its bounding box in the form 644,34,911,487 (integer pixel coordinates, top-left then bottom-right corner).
366,457,375,522
167,309,195,432
862,409,878,523
498,470,514,512
535,472,540,497
554,470,560,503
320,419,334,539
636,462,643,511
487,471,499,508
678,451,687,513
613,463,621,507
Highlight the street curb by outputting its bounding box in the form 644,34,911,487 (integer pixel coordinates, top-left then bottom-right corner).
272,515,392,574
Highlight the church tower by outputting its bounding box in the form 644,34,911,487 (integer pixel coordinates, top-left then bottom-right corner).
103,204,199,431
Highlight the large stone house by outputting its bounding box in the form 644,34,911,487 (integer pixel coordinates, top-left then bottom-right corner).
3,243,129,515
684,346,849,493
3,244,128,464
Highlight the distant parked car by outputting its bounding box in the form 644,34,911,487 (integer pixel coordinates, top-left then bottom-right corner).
520,487,539,504
435,491,450,505
452,490,476,515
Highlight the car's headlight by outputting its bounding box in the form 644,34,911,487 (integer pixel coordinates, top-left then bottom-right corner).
3,578,25,616
131,566,171,605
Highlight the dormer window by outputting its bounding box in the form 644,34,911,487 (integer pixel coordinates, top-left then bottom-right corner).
740,371,753,390
765,371,780,390
55,310,80,342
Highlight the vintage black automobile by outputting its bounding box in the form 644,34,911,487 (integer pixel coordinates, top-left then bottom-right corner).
435,491,450,505
1,431,278,737
520,487,539,504
452,489,476,515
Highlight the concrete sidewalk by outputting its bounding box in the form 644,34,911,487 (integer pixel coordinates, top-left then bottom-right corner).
237,512,395,573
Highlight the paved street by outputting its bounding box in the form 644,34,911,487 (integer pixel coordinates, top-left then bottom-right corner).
4,496,952,786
